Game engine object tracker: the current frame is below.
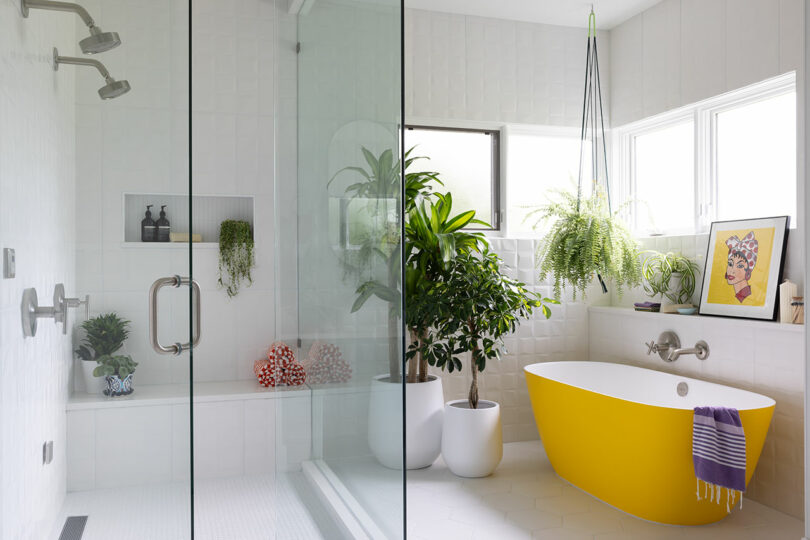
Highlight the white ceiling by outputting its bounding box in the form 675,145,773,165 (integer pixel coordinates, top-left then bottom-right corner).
404,0,663,30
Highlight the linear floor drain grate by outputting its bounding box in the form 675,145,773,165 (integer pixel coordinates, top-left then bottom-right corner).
58,516,87,540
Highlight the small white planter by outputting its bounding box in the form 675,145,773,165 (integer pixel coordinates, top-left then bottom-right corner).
368,374,444,470
81,360,104,394
442,399,503,478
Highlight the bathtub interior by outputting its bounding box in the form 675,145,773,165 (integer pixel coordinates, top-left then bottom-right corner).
525,361,776,411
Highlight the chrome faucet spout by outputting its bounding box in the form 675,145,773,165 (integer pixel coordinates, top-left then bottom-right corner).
645,332,710,362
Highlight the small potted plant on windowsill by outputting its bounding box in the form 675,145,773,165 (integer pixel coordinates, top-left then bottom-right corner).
641,251,700,312
75,313,138,397
424,247,556,478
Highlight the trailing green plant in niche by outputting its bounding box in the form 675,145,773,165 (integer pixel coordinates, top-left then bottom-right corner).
641,251,699,304
531,188,641,300
218,220,255,297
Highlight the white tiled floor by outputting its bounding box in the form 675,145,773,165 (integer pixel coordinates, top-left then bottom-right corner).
407,441,805,540
52,473,341,540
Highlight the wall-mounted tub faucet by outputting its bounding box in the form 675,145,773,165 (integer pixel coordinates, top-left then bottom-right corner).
21,0,121,54
645,331,709,362
52,48,131,100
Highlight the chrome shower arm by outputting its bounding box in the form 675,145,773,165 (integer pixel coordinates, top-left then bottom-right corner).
54,53,111,81
22,0,96,29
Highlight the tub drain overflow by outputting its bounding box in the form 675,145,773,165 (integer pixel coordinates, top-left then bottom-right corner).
677,382,689,397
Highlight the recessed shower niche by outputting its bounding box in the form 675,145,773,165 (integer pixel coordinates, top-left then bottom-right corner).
122,193,254,247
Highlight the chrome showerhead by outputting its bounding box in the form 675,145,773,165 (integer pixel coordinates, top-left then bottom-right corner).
22,1,122,53
53,48,131,101
98,79,131,100
80,29,121,54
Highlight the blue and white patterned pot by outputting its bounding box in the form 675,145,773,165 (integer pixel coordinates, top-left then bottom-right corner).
104,374,134,397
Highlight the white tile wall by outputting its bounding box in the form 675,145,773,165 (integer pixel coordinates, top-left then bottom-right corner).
589,307,804,518
0,0,76,537
66,392,311,492
610,0,805,126
73,0,293,389
405,9,611,127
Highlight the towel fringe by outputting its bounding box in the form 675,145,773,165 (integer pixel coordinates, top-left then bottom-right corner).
695,480,743,514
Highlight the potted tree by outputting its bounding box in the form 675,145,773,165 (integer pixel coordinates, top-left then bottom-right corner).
426,248,556,477
75,313,138,397
641,251,700,312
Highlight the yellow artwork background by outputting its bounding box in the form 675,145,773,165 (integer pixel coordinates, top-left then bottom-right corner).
706,227,775,307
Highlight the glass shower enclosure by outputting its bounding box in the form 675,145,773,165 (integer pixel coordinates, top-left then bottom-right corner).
1,0,403,538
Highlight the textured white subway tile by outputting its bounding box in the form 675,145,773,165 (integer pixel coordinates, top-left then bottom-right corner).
194,401,246,479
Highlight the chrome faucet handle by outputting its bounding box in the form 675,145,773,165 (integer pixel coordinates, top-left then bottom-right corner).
645,340,658,355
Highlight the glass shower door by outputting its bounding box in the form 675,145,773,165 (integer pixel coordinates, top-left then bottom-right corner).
296,0,405,537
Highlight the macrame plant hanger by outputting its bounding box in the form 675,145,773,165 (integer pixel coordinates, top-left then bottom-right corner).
577,7,612,294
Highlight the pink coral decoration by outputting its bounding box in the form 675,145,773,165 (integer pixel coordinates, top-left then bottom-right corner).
306,341,352,384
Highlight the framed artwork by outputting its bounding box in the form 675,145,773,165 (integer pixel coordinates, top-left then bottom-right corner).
698,216,789,320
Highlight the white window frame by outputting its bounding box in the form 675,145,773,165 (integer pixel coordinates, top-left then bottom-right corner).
613,72,797,237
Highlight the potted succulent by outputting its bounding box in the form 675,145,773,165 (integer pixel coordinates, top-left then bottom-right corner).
641,251,700,311
75,313,138,397
426,248,556,477
531,187,641,300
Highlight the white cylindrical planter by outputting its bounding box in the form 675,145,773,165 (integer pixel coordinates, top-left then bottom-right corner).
368,374,444,470
81,360,104,394
442,399,503,478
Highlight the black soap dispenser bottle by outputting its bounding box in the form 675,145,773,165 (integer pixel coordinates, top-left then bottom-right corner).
156,205,171,242
141,205,156,242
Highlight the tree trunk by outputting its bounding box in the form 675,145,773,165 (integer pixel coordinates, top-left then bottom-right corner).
388,314,400,383
407,329,419,383
417,329,429,382
469,350,479,409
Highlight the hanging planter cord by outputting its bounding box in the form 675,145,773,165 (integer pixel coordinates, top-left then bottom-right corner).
576,8,611,294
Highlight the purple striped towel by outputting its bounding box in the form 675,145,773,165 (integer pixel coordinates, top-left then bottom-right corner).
693,407,746,512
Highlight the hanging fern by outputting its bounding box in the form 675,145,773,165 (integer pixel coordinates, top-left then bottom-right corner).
531,188,641,300
218,220,255,297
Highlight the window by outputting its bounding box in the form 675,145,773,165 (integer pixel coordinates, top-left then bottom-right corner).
505,131,585,235
715,92,796,222
405,126,500,230
632,120,695,234
617,73,796,235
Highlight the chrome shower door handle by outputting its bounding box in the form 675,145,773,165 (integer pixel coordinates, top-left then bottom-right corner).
149,275,201,355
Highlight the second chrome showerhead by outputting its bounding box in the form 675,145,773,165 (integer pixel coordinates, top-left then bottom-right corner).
53,48,131,100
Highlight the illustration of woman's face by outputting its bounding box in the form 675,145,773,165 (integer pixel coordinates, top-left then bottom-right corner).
726,254,749,285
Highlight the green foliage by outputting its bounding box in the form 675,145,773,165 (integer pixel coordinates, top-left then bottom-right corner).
641,251,699,304
413,248,557,408
75,313,137,378
218,220,255,297
531,188,641,300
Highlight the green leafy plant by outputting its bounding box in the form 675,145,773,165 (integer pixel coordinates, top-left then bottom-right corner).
218,220,254,297
531,188,641,300
75,313,138,378
420,248,557,408
641,251,699,304
403,192,489,382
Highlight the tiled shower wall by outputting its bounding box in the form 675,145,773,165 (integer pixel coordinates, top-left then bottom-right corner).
0,1,76,537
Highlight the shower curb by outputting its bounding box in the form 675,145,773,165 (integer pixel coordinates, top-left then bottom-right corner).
302,460,387,540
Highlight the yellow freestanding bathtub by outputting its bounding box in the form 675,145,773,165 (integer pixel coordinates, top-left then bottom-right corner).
525,361,775,525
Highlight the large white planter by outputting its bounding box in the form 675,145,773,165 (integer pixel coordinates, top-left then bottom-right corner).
368,374,444,470
442,399,503,478
81,360,104,394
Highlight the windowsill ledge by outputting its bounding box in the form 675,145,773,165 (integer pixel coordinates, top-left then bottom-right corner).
589,306,804,333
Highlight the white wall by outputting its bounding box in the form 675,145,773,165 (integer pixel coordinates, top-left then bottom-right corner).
405,8,611,127
74,0,279,388
610,0,805,126
405,10,600,442
0,0,76,537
